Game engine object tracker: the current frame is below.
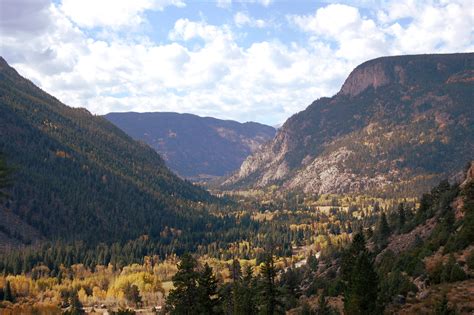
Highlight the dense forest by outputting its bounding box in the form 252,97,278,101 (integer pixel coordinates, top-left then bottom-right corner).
1,159,473,314
0,55,473,314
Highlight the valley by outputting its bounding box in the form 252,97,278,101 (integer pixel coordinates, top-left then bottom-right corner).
0,52,473,315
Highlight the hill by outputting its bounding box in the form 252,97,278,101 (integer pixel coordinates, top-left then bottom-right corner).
223,53,474,197
0,56,220,249
105,112,275,180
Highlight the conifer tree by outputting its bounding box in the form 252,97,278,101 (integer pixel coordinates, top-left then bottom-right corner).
376,213,391,247
0,152,11,199
230,259,242,282
398,203,406,231
233,265,257,315
166,253,199,315
317,292,331,315
307,252,318,272
197,263,219,314
259,251,281,315
344,251,379,315
3,280,13,302
341,232,366,282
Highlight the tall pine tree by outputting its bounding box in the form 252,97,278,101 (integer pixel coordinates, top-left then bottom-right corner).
258,251,281,315
0,152,11,199
197,263,219,314
343,234,379,315
166,253,199,315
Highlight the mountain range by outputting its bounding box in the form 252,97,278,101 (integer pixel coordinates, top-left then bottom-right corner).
223,53,474,197
0,56,220,249
105,112,275,180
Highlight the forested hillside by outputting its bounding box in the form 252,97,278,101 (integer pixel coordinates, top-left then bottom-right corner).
105,112,275,180
224,53,474,197
0,56,222,249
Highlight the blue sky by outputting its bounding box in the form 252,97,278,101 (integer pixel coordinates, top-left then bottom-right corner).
1,0,473,125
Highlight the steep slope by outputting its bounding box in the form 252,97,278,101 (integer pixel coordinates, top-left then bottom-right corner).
224,53,474,197
105,112,275,179
0,57,215,246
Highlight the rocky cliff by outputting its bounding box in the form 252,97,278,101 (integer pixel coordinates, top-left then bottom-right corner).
223,53,474,196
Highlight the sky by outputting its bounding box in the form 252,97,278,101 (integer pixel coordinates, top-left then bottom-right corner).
0,0,473,125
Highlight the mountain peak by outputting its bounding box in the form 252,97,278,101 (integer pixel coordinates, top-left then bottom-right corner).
223,53,474,197
340,53,474,97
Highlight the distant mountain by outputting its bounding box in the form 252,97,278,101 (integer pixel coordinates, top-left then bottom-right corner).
105,112,275,179
0,57,219,248
223,53,474,197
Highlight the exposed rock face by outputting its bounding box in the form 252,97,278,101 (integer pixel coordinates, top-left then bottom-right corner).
223,53,474,196
340,61,390,97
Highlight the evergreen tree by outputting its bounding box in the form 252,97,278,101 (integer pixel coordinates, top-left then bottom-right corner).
0,152,11,199
233,265,257,315
307,252,318,272
258,252,281,315
300,302,316,315
166,253,199,315
435,294,455,315
398,203,406,232
341,232,366,282
230,259,242,282
230,259,242,315
376,213,391,247
197,263,219,314
344,251,379,315
3,280,13,302
317,292,331,315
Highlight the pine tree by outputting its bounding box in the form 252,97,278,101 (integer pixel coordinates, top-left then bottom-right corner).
376,213,391,247
344,251,378,315
230,259,243,315
0,152,11,199
166,253,199,315
197,263,219,314
233,265,257,315
398,203,406,232
259,252,281,315
317,292,331,315
341,232,366,282
435,294,455,315
230,259,242,282
3,280,13,302
307,252,318,272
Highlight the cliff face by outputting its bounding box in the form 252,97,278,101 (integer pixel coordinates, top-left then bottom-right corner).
340,61,390,97
223,53,474,196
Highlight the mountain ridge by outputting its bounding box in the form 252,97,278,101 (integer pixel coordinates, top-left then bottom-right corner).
105,111,275,179
223,53,474,196
0,56,218,248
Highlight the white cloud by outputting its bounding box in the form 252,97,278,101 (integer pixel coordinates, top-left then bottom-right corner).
289,1,473,63
216,0,272,9
1,0,473,126
216,0,232,9
234,12,267,28
169,18,234,42
59,0,185,29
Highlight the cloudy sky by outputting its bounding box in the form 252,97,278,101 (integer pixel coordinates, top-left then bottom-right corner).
0,0,472,125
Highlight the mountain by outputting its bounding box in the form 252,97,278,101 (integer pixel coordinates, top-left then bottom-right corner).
0,56,219,249
223,53,474,197
105,112,275,179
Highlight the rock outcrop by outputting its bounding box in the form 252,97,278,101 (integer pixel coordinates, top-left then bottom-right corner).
223,53,474,196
